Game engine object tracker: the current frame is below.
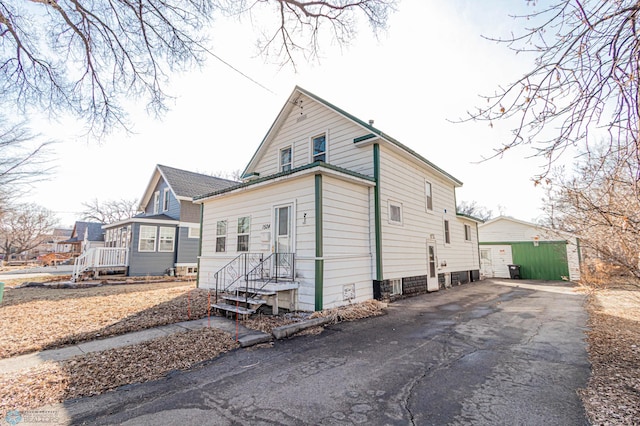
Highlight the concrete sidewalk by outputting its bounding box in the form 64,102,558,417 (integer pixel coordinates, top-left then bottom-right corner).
0,316,271,374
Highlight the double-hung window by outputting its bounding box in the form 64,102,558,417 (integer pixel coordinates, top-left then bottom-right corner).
215,221,227,252
312,134,326,162
237,216,250,252
425,181,433,211
464,224,471,241
163,188,170,211
444,220,451,244
139,225,156,252
153,191,160,214
158,227,175,252
280,146,292,172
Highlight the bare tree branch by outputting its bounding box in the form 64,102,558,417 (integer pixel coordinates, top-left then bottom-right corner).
461,1,640,181
80,198,140,224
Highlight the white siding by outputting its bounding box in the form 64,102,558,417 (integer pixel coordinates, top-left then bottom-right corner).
250,94,374,178
321,176,373,308
378,145,479,280
199,175,317,310
479,218,544,242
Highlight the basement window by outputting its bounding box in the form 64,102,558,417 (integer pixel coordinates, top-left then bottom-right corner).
390,279,402,296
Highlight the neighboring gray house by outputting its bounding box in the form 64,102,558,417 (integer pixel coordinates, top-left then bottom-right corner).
64,221,105,255
76,165,237,279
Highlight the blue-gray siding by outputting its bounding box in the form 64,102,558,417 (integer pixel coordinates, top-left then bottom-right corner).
128,223,177,276
176,226,199,264
144,179,180,220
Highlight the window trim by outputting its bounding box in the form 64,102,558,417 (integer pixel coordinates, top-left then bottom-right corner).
158,226,175,252
390,278,402,296
280,145,292,172
444,219,451,245
237,216,251,252
388,200,403,225
425,180,433,212
188,226,200,239
310,132,328,163
138,225,157,252
163,188,170,211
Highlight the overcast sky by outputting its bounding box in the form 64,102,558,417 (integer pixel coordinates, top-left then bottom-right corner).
23,1,565,228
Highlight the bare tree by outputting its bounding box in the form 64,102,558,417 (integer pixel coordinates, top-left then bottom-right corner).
457,200,493,221
546,146,640,279
0,117,54,211
465,1,640,181
1,1,395,137
80,198,139,224
0,203,58,260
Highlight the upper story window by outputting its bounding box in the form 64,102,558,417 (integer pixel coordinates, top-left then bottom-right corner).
464,224,472,241
280,146,292,172
153,191,160,214
444,220,451,244
425,180,433,211
163,188,170,211
312,134,326,162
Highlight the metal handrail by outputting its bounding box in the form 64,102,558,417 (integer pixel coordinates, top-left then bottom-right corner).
213,253,263,302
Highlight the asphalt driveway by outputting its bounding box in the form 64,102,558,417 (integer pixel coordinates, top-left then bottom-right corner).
59,278,590,425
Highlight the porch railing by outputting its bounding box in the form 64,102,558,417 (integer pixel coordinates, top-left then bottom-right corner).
71,247,128,281
213,252,295,301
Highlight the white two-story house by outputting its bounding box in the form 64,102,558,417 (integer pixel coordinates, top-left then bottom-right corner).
195,86,481,312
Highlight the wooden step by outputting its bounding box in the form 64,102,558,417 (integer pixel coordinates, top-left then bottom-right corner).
212,303,256,316
236,288,276,296
221,295,267,306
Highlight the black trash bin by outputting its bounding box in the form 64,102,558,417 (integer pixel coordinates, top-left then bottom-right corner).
508,264,521,279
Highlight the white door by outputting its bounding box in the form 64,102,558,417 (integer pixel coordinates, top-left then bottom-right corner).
427,243,439,291
274,204,294,277
480,248,493,278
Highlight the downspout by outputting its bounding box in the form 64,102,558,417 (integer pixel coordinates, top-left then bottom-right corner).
373,143,383,281
315,174,324,311
196,203,204,288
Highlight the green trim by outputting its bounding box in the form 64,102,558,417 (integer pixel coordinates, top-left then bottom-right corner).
196,203,204,288
373,143,383,281
456,212,485,223
354,133,377,143
479,241,569,245
315,174,324,311
196,161,374,201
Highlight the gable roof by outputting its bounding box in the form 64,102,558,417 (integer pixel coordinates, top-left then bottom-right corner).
64,221,105,243
139,164,238,210
242,86,463,187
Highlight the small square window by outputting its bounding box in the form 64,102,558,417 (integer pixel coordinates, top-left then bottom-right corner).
390,279,402,295
388,201,402,225
312,134,326,162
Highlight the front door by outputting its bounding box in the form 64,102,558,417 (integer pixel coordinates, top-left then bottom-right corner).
427,243,438,291
274,204,294,277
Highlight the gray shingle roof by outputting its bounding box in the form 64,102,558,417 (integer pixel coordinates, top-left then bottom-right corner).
157,165,238,199
65,221,105,243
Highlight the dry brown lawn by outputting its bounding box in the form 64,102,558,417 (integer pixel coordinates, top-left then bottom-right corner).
579,279,640,425
0,280,211,358
0,278,385,417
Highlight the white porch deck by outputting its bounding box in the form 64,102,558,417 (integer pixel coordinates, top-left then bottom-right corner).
71,247,129,281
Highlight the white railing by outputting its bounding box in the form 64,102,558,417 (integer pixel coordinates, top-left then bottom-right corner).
72,247,129,281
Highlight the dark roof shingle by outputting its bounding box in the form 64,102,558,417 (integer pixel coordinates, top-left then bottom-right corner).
157,165,238,199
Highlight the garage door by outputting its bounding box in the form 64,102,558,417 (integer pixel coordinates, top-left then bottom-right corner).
510,241,570,280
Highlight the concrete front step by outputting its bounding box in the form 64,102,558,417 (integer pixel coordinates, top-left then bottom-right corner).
212,303,256,317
